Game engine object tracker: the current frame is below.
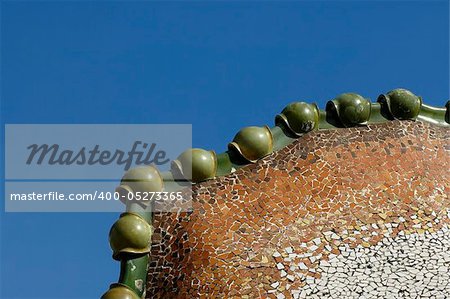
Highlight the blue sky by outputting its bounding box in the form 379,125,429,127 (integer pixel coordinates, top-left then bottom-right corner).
0,1,448,298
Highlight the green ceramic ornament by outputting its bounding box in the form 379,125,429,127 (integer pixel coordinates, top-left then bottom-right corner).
378,88,422,120
109,213,152,260
119,166,163,193
228,125,273,162
173,148,217,183
276,102,319,136
327,93,371,126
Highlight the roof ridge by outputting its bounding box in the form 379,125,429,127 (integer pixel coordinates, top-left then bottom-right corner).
168,88,448,184
101,88,450,299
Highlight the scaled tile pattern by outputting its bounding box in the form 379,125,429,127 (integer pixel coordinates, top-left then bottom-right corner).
300,222,450,298
147,120,449,299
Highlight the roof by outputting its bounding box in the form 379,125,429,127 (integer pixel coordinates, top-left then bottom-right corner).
101,88,450,298
148,119,449,297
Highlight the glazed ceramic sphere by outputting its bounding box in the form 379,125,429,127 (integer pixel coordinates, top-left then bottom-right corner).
276,102,319,135
120,166,163,193
174,148,217,183
379,88,422,120
101,284,140,299
228,126,273,162
327,93,371,126
109,213,152,260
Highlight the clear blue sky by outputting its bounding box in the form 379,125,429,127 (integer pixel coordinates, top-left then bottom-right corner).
1,1,448,298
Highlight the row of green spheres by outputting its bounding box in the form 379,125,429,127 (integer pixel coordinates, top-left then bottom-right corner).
172,88,423,183
277,88,422,131
114,89,424,186
173,126,275,183
326,88,422,127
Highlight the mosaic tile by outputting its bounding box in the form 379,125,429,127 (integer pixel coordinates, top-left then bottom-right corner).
147,120,449,298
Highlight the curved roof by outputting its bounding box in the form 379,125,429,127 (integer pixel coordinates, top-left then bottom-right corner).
101,88,450,299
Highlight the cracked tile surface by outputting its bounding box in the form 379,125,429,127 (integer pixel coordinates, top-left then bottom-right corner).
146,120,449,298
297,225,450,299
